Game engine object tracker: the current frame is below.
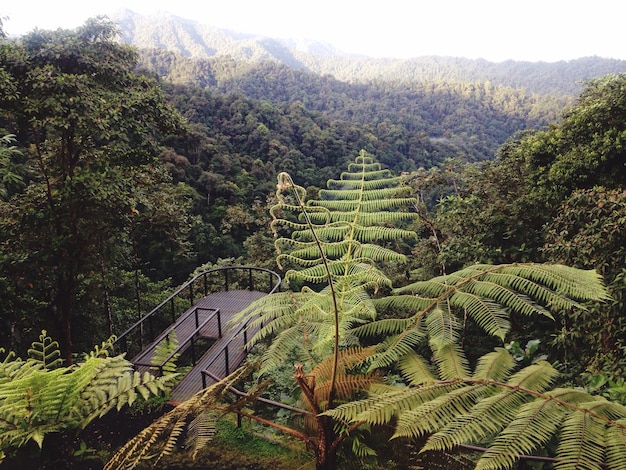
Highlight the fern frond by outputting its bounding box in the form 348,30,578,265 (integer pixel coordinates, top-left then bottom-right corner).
434,343,470,380
426,307,462,350
26,331,63,370
472,348,516,382
185,410,217,460
393,383,488,440
319,186,412,201
308,210,415,225
327,176,405,190
105,366,250,470
605,418,626,469
398,350,437,386
309,197,417,212
368,328,427,370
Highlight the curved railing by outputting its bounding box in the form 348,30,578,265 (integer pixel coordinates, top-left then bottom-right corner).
113,266,281,360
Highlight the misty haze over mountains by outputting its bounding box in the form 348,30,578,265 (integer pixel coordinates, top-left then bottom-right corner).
112,9,626,97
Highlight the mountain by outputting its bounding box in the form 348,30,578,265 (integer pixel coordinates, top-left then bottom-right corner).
112,9,626,96
111,9,335,69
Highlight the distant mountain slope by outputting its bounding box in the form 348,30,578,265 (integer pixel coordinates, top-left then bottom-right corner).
113,9,626,96
112,9,331,69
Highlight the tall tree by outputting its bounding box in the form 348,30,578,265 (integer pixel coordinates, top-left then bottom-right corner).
0,18,187,360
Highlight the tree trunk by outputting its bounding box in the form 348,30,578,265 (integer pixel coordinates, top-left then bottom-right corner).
56,272,75,364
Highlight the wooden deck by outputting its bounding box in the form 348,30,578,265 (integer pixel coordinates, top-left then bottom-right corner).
137,289,267,403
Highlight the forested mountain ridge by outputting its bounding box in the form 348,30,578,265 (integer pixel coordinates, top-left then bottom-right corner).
111,10,623,166
112,9,626,96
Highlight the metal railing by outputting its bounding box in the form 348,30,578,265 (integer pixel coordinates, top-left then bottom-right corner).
133,307,221,376
200,315,255,389
113,266,281,360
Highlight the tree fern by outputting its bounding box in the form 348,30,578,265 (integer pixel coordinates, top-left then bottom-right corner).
110,151,617,469
327,345,626,470
363,262,609,367
234,150,418,376
0,331,176,461
105,366,251,469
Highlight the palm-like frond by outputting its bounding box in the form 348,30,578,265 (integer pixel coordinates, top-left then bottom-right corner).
0,332,175,457
327,344,626,470
105,366,251,470
363,262,609,365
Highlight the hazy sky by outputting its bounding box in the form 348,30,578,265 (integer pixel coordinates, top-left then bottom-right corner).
4,0,625,62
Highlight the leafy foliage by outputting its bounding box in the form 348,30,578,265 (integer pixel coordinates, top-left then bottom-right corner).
328,345,626,470
104,367,249,470
235,150,418,377
544,187,626,377
0,331,176,462
0,18,191,358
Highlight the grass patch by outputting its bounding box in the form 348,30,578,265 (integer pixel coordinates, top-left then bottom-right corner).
159,417,314,469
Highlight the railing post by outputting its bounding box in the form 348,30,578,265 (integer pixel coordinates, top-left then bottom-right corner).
224,346,229,376
201,370,206,389
248,268,253,291
191,336,196,366
189,282,194,306
170,298,175,324
217,310,222,338
195,308,199,329
148,315,154,343
243,326,248,353
224,269,229,291
203,272,208,296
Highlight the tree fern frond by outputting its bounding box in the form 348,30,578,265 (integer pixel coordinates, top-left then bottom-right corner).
398,350,437,386
368,328,427,370
319,186,412,201
472,348,516,382
606,419,626,469
448,291,511,339
425,306,462,350
554,410,605,470
258,325,313,375
26,331,63,370
105,366,251,470
435,343,470,380
338,168,392,180
351,316,415,338
491,263,610,302
308,210,415,225
371,294,440,316
353,225,418,243
473,389,594,470
185,410,217,460
309,197,417,212
393,383,487,440
327,176,406,190
356,244,408,263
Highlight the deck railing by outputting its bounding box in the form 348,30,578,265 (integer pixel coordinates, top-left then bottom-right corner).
199,315,256,389
113,266,281,360
132,307,221,376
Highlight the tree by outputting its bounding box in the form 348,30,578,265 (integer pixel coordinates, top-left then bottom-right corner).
543,187,626,377
108,152,612,469
0,18,188,359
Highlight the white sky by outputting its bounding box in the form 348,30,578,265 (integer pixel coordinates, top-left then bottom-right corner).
3,0,625,63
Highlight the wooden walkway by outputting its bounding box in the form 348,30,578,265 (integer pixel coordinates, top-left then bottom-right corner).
131,289,267,403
